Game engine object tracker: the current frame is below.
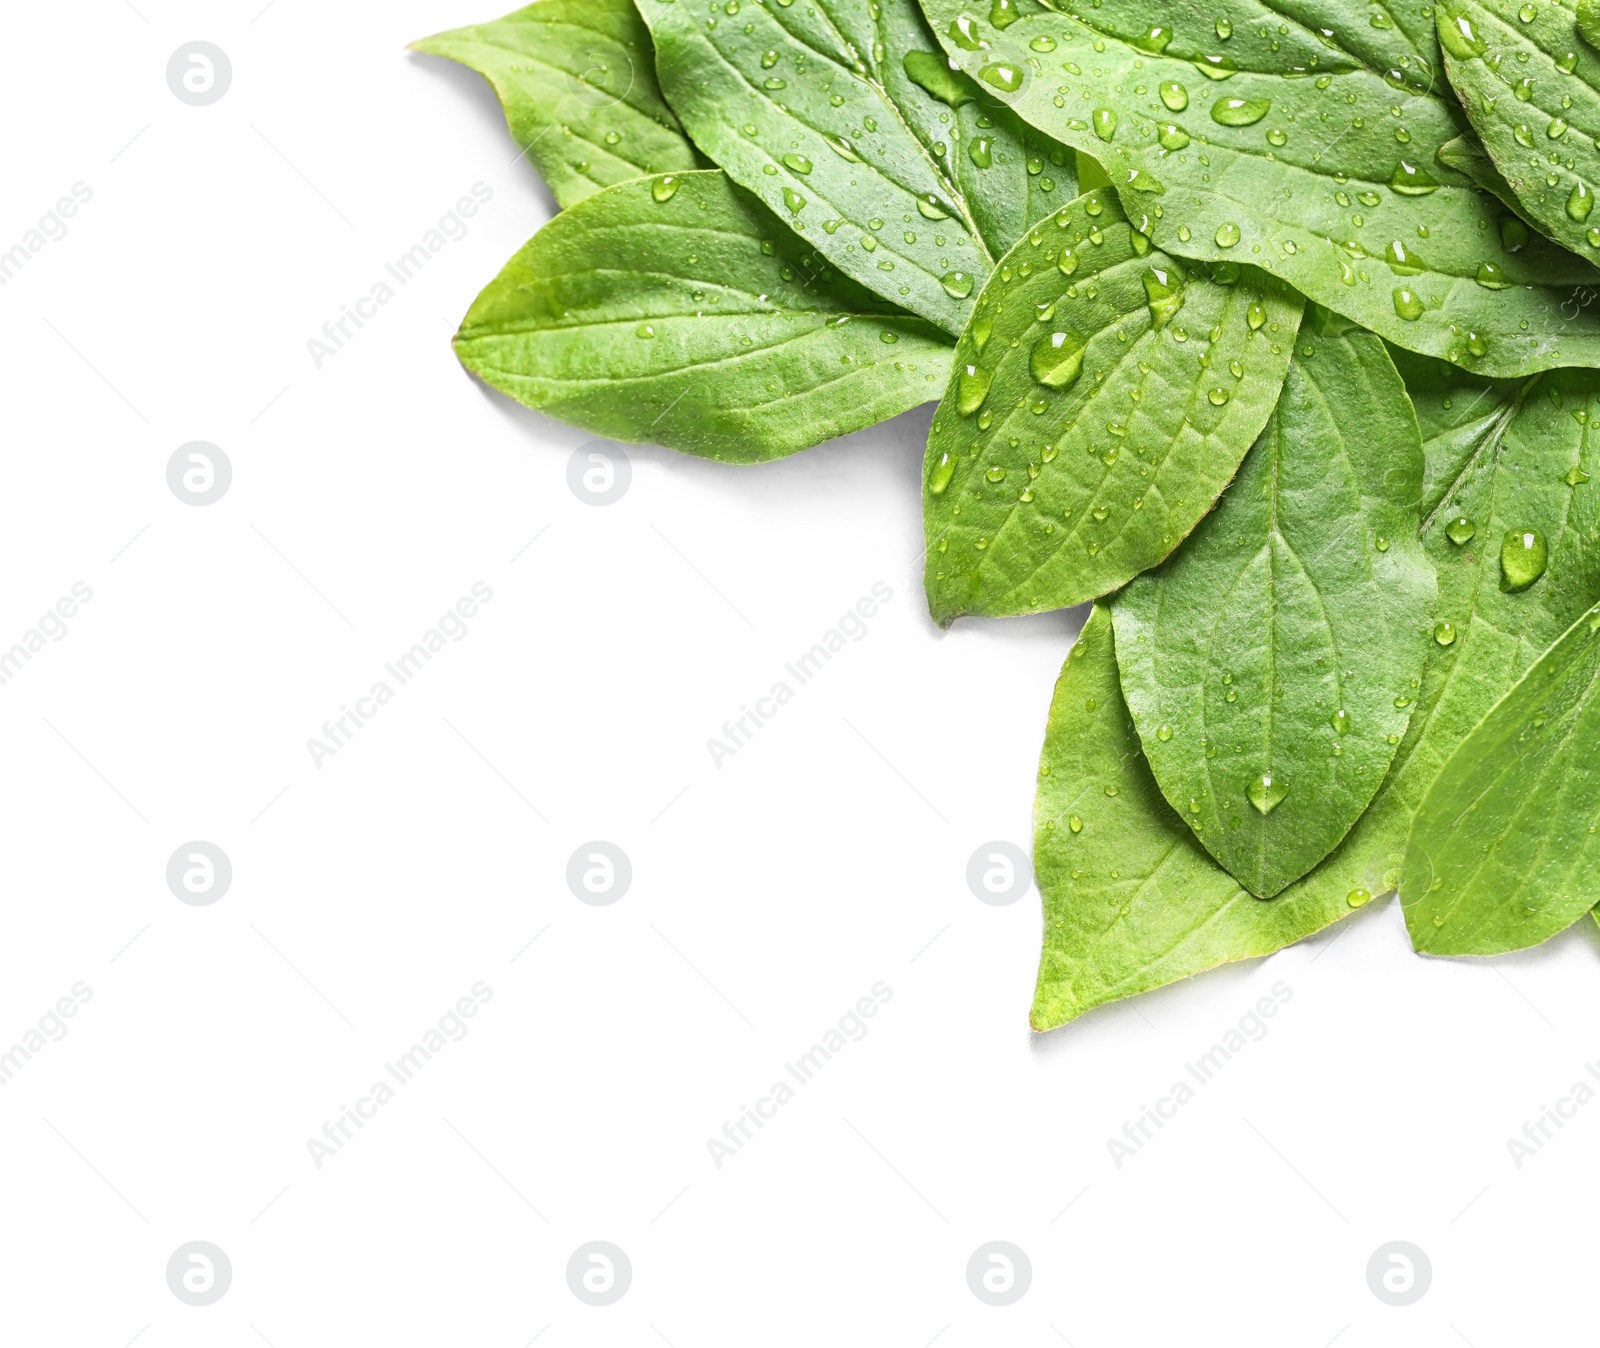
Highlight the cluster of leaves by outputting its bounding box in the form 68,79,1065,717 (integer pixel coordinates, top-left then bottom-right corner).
418,0,1600,1028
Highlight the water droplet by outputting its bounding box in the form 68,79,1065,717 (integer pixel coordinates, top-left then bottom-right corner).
1385,239,1426,275
1430,619,1458,647
990,0,1020,28
1208,386,1230,405
1476,260,1512,289
1092,107,1119,141
1247,301,1267,330
979,61,1024,92
1566,464,1591,485
1215,222,1242,248
1347,887,1373,908
1375,535,1390,552
1030,34,1058,51
1500,528,1549,590
956,363,993,415
1157,122,1191,150
782,187,806,213
636,323,656,339
1392,286,1425,321
823,133,861,162
928,450,957,495
1212,97,1271,127
1058,247,1078,276
1550,116,1571,139
1031,330,1088,388
1131,25,1173,53
1390,160,1441,195
1569,180,1595,221
1267,128,1288,147
1331,708,1351,735
986,465,1007,483
1143,266,1185,329
968,135,993,168
1216,16,1233,38
1068,814,1083,833
1439,1,1488,56
1159,80,1189,111
1520,1,1538,18
941,270,975,298
1246,773,1287,815
948,14,986,49
1157,724,1173,742
651,175,681,203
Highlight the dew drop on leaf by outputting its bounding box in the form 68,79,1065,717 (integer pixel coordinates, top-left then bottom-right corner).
1434,620,1458,646
1212,97,1271,126
956,363,993,414
1031,331,1088,387
1159,80,1189,110
1500,528,1549,590
941,270,975,298
1446,515,1477,544
1246,773,1287,815
1216,222,1242,247
652,175,681,202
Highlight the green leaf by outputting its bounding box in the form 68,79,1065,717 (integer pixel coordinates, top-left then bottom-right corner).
1435,132,1522,210
1110,322,1436,898
915,0,1600,376
454,170,954,462
1434,0,1600,260
921,188,1303,624
1403,601,1600,955
637,0,1076,336
1031,356,1600,1027
1394,359,1600,952
1032,605,1406,1030
412,0,698,210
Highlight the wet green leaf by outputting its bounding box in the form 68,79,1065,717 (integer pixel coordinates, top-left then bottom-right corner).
412,0,698,209
1404,600,1600,954
1111,324,1436,897
454,171,953,461
1031,354,1600,1026
1395,357,1600,952
1435,0,1600,260
1032,606,1408,1029
922,189,1302,624
638,0,1076,336
915,0,1600,376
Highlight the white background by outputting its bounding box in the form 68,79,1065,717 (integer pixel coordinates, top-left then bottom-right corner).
3,1,1599,1344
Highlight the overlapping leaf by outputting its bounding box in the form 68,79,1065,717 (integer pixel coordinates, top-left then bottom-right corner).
453,170,953,461
922,189,1302,624
1435,0,1600,258
1394,354,1600,951
916,0,1600,376
638,0,1077,335
1404,599,1600,954
1111,322,1435,898
1031,353,1600,1026
413,0,698,209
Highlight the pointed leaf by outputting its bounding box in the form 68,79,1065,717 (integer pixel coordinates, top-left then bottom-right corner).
1031,606,1406,1030
637,0,1076,335
1032,359,1600,1026
413,0,698,209
921,188,1302,624
915,0,1600,376
454,171,953,462
1404,601,1600,954
1434,0,1600,259
1393,357,1600,951
1111,322,1436,897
